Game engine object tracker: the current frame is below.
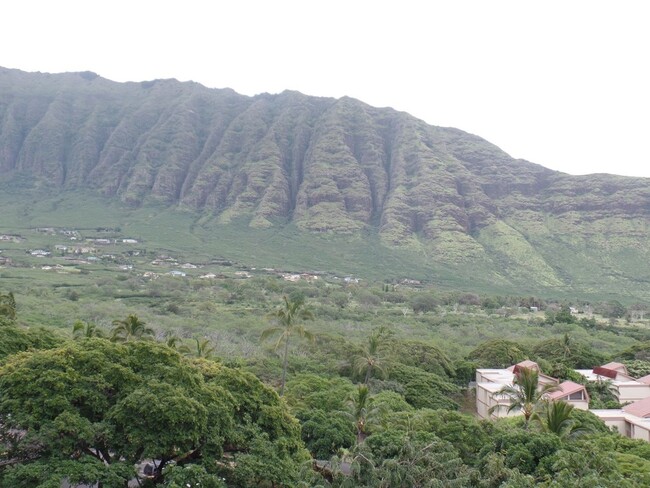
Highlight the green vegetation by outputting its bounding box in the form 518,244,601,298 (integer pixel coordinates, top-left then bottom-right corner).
1,67,650,300
2,67,650,485
261,295,315,396
1,280,650,485
0,339,306,487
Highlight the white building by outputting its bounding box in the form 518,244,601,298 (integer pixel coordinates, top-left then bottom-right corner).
575,362,650,404
477,360,650,444
593,397,650,442
476,360,589,420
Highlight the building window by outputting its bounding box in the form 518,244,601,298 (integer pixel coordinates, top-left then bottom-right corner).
568,391,584,401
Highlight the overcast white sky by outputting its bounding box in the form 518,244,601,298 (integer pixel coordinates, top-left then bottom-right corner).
2,0,649,177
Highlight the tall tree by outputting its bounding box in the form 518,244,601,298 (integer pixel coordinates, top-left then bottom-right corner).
110,314,154,342
354,326,392,384
261,296,314,396
489,367,559,428
343,384,381,445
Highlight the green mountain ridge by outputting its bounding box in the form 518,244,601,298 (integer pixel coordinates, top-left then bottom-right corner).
1,67,649,299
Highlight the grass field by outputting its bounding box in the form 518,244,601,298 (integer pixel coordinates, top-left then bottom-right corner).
2,186,648,303
1,185,649,366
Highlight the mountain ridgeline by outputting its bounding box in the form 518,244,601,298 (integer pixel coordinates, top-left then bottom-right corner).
1,67,649,297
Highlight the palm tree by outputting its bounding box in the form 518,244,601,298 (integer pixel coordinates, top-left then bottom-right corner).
261,295,314,396
110,314,154,343
343,384,383,444
535,400,586,438
488,367,559,428
164,333,184,350
72,320,105,339
354,326,392,384
181,338,216,359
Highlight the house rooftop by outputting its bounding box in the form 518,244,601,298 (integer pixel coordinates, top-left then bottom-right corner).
507,360,540,373
476,382,510,393
547,381,587,401
590,409,626,419
601,362,629,373
624,396,650,418
575,369,637,384
637,374,650,385
476,369,515,384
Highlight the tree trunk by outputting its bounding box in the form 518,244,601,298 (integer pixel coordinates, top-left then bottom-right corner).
280,334,290,396
364,365,372,385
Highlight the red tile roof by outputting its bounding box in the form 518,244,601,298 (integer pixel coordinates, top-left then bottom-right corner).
637,374,650,385
593,366,618,379
601,362,628,373
507,360,539,374
623,396,650,418
547,381,587,401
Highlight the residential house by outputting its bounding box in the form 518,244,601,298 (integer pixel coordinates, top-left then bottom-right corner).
592,397,650,442
546,381,590,410
283,274,301,282
575,362,650,404
30,249,51,257
477,360,650,444
476,360,589,420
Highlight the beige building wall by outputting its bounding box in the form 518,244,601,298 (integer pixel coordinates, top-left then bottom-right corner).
632,423,650,442
616,383,650,403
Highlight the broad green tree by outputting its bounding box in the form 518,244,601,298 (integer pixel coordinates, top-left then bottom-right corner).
334,430,475,487
261,295,314,396
532,336,606,369
0,325,61,361
299,410,355,459
0,339,307,487
0,292,17,321
468,339,528,369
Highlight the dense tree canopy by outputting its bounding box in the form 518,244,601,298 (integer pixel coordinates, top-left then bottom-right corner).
468,339,529,369
0,292,17,321
532,335,606,369
1,277,649,486
0,339,307,487
0,325,61,360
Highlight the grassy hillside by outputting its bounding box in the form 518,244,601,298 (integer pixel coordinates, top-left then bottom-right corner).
1,184,648,304
1,67,649,300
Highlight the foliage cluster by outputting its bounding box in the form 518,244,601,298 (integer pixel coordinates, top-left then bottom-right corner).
0,278,648,486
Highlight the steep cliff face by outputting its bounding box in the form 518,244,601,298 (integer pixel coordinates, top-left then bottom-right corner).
2,67,649,291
